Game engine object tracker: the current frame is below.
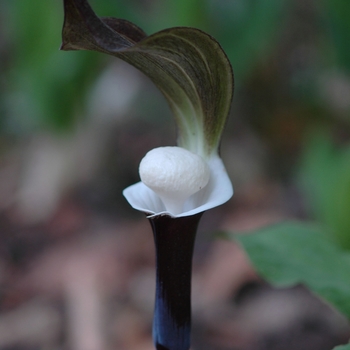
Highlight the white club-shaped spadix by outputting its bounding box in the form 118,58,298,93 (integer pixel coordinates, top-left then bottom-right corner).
123,148,233,218
139,147,210,215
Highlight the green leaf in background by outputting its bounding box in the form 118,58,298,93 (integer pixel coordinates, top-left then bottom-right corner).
61,0,233,158
333,344,350,350
234,221,350,319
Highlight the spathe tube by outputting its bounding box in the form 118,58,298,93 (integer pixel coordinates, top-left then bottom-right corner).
149,212,203,350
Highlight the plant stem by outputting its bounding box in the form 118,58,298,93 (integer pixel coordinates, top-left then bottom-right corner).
148,213,203,350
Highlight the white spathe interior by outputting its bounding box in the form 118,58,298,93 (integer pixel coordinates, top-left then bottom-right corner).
123,155,233,218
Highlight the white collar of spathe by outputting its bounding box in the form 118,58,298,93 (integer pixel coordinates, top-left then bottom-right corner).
122,155,233,218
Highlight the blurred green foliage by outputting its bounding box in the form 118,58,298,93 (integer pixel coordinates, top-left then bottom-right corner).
334,345,350,350
324,0,350,72
299,131,350,249
2,0,104,132
206,0,289,81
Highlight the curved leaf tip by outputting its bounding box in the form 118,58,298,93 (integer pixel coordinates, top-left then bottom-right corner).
61,0,233,157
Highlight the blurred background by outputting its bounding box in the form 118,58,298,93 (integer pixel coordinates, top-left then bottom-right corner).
0,0,350,349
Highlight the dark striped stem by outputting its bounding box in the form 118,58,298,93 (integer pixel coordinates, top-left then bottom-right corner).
148,213,203,350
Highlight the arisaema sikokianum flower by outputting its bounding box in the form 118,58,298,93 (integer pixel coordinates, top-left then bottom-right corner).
61,1,234,349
